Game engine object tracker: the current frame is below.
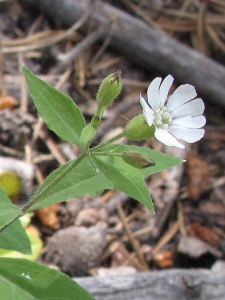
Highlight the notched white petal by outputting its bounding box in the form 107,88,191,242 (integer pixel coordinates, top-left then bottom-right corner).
167,84,197,110
170,98,204,118
147,77,162,110
159,75,174,106
169,126,205,143
155,128,185,149
171,115,206,128
140,96,154,126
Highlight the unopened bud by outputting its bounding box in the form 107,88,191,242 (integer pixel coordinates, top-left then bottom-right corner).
124,114,155,141
91,115,101,129
122,151,155,169
97,71,122,109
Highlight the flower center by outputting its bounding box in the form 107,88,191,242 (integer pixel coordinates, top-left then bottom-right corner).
153,107,172,130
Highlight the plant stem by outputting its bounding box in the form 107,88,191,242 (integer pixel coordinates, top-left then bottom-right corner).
90,152,122,157
91,131,126,152
22,146,89,212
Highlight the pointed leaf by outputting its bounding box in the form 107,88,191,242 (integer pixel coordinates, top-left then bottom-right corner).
93,156,154,211
0,187,22,232
0,258,95,300
22,66,86,145
0,220,31,255
94,144,183,177
27,157,114,211
0,231,42,260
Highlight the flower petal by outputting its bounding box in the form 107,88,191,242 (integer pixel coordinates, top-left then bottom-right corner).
169,126,205,143
159,75,174,106
170,98,204,118
155,128,185,148
171,115,206,128
140,96,155,126
147,77,162,110
167,84,197,110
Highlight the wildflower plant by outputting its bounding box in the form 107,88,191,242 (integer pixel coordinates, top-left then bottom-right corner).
0,67,205,299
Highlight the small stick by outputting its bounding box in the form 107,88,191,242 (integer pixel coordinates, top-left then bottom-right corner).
117,199,149,271
39,130,67,165
152,221,179,256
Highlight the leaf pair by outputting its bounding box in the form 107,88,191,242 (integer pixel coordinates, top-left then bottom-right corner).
92,144,183,212
25,143,182,213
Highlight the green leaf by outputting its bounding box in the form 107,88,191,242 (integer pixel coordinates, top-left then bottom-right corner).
0,220,31,255
94,144,183,177
0,258,95,300
80,123,97,144
27,157,114,211
22,66,86,145
0,230,42,260
93,156,154,211
0,187,22,232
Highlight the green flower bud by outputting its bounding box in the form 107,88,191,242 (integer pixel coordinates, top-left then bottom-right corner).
91,115,101,129
124,114,155,140
96,71,122,109
122,151,155,169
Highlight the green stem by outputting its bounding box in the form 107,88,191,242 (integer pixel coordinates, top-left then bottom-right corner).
90,152,122,157
91,131,126,152
22,145,89,213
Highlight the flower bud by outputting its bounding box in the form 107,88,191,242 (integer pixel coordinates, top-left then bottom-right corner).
96,71,122,109
124,114,155,140
122,151,155,169
91,115,101,129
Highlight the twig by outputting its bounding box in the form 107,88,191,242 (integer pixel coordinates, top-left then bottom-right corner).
18,53,28,112
207,25,225,53
1,4,93,54
177,200,187,237
196,0,209,54
39,130,67,165
117,199,149,271
0,144,24,157
89,17,116,69
122,224,154,242
151,198,177,239
55,23,110,72
18,0,225,106
90,57,121,75
121,0,161,30
152,221,179,255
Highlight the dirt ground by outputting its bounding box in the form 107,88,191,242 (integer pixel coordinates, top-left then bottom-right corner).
1,0,225,278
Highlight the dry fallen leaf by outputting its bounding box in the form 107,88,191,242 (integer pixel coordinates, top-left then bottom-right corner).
186,152,210,200
154,249,175,268
188,223,221,249
35,204,60,229
0,95,18,110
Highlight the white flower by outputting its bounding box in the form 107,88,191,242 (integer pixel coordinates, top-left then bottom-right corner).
140,75,206,149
